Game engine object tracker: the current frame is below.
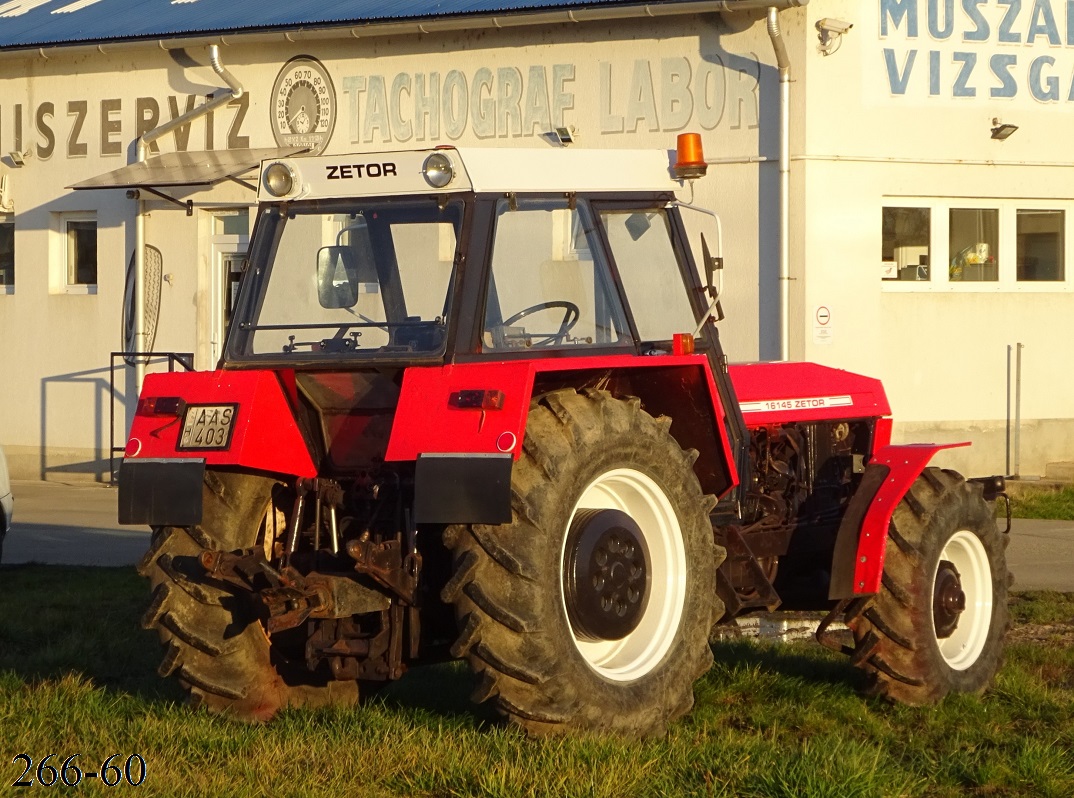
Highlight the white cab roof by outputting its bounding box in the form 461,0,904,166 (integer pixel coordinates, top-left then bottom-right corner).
257,146,677,202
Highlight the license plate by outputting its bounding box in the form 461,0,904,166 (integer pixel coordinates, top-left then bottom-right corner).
178,404,238,450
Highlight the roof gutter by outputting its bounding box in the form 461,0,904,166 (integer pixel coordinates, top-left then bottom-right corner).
131,44,244,390
1,1,807,58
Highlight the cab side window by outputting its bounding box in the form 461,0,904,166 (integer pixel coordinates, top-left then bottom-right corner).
600,209,699,343
483,198,630,351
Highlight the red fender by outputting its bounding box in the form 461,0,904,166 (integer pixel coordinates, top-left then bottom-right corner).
385,354,738,495
125,370,317,478
833,442,970,597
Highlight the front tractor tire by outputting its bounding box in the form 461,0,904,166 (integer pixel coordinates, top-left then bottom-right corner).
139,470,358,720
443,389,726,736
847,467,1010,705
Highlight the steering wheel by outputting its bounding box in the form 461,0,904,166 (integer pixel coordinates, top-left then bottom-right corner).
500,301,581,347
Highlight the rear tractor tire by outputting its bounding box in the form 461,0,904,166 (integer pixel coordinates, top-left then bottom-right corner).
139,470,359,721
847,467,1010,705
443,389,726,736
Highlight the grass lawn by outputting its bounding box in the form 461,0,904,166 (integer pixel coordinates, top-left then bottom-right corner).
1,566,1072,797
1008,486,1074,521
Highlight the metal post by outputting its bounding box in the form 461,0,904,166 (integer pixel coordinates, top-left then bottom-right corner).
133,142,147,393
1014,343,1023,478
1005,344,1011,476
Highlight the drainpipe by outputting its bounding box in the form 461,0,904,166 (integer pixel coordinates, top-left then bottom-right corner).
767,6,792,361
131,44,244,391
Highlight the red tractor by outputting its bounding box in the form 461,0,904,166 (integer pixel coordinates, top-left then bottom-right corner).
120,142,1009,735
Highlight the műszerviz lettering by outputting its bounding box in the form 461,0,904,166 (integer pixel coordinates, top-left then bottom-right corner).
326,162,398,180
12,754,146,788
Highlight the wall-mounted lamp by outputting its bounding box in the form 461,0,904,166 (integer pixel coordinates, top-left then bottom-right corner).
552,126,576,146
991,118,1018,140
816,18,853,55
8,150,30,167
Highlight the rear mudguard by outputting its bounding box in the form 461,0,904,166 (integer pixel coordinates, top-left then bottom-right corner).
829,442,969,599
124,369,316,477
386,353,738,497
119,370,316,525
122,355,737,526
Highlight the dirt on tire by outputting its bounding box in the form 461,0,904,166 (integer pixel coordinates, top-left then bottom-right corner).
846,467,1010,705
139,469,359,720
442,388,726,736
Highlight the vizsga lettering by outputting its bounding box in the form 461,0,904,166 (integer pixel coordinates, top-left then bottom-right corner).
881,0,1074,100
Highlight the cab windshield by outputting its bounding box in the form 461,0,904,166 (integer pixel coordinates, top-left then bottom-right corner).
235,198,462,359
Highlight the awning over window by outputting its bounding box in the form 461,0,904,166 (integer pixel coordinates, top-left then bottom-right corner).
69,147,306,190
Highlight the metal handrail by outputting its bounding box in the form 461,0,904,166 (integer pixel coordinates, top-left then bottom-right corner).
109,351,195,482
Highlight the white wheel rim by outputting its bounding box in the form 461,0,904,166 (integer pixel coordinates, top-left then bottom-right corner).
561,468,687,682
932,529,993,670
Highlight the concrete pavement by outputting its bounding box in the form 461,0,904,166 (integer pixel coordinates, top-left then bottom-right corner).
1001,516,1074,592
2,480,150,567
2,480,1072,591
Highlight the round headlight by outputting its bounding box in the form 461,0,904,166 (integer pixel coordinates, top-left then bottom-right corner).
422,152,454,189
263,162,296,197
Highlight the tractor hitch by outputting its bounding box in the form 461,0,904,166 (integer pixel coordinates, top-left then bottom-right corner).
346,535,422,606
200,549,390,633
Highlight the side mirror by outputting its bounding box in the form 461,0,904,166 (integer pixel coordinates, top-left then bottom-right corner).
316,246,360,309
700,232,725,322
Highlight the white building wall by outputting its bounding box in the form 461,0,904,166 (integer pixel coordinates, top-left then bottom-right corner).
798,0,1074,476
2,1,1071,481
0,14,777,479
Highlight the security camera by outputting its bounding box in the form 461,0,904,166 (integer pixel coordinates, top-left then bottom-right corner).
815,18,853,55
816,18,853,35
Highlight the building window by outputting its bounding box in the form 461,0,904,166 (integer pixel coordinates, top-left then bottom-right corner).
65,217,97,286
882,207,930,281
213,209,249,237
949,209,998,282
0,215,12,292
1017,209,1064,282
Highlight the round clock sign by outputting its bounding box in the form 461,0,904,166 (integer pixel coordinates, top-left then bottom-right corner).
271,56,336,155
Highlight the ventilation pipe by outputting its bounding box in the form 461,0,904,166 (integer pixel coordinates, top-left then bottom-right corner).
131,44,244,390
767,6,792,361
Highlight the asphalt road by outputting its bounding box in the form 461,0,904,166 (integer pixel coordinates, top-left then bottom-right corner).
3,480,151,567
2,480,1073,592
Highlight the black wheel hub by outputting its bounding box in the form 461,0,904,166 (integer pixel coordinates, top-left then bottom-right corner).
933,560,966,639
564,509,649,641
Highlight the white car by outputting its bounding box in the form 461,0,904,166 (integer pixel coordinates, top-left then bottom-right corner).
0,446,11,563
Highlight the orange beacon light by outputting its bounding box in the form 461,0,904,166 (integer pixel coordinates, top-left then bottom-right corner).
673,132,708,180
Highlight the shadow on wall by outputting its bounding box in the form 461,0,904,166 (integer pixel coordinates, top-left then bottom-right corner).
698,12,780,361
39,363,118,482
37,357,169,483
